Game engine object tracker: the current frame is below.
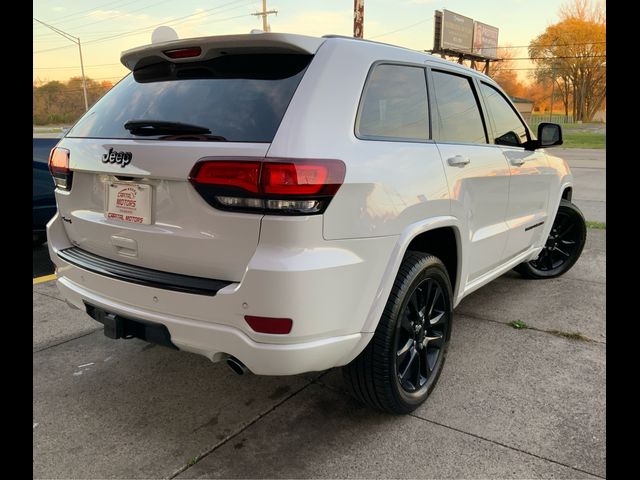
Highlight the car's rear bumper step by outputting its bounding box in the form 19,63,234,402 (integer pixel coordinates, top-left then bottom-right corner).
85,303,178,349
57,247,232,296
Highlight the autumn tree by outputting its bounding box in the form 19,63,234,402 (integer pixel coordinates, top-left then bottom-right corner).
488,48,527,98
33,77,114,125
529,0,605,121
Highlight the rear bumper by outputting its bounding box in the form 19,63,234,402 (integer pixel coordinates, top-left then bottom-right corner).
47,213,394,375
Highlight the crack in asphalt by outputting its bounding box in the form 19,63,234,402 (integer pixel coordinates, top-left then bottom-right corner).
455,312,606,345
167,372,327,479
311,379,604,479
33,328,103,354
409,413,605,479
33,289,66,303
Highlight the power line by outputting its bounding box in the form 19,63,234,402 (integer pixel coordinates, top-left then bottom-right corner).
370,18,431,39
34,63,123,70
33,2,253,54
41,0,147,25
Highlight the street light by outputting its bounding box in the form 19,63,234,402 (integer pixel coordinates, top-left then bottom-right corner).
34,18,89,112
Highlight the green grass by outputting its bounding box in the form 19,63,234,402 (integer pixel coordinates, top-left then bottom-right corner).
561,131,606,149
586,221,606,230
509,320,529,330
187,457,198,467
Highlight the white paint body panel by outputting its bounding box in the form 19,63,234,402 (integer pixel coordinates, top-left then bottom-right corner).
48,34,573,375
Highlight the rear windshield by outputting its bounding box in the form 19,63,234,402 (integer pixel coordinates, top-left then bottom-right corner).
67,54,312,142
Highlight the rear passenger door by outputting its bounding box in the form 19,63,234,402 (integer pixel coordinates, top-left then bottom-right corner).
427,68,512,286
477,82,553,259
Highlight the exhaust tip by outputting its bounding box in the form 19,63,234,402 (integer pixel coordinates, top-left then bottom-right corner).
226,356,249,375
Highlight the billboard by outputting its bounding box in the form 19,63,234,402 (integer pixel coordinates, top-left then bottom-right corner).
473,21,499,59
440,10,474,53
434,9,499,60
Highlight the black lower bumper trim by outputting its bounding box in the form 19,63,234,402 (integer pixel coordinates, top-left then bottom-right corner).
86,303,178,349
57,246,232,296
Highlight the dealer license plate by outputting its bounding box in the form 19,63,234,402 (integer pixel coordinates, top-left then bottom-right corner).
106,183,152,225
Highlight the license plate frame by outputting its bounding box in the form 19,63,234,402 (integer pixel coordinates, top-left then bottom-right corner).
106,182,152,225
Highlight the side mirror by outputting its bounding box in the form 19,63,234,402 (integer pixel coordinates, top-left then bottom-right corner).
537,122,563,147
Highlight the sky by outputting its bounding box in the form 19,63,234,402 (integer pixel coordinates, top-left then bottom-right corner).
33,0,569,85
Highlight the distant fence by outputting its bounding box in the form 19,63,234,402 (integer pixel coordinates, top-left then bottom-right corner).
528,114,574,129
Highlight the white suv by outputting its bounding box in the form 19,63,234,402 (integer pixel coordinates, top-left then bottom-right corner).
47,32,586,414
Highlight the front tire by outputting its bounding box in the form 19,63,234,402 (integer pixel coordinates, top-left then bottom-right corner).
515,199,586,279
342,252,452,414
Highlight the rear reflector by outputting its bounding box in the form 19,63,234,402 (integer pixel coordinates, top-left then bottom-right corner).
245,316,293,335
163,46,202,59
48,147,72,190
189,158,345,215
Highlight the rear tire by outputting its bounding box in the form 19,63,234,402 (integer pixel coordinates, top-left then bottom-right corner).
515,200,586,279
342,252,452,414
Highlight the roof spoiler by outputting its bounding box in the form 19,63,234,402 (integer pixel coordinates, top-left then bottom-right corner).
121,32,325,71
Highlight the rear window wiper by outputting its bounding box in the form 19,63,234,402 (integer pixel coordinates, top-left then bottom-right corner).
124,120,212,136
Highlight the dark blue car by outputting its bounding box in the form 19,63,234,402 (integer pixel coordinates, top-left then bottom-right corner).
33,138,60,246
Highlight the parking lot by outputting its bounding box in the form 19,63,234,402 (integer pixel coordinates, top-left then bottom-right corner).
33,148,605,479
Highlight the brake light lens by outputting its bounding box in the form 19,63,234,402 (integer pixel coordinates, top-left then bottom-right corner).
192,161,261,193
245,316,293,334
261,163,329,195
163,46,202,59
189,158,345,215
48,147,72,190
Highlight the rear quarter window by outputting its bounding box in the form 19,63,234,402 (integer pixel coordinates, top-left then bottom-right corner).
356,63,429,141
67,54,311,143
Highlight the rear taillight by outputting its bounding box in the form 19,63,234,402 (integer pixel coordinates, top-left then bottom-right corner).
189,158,345,215
48,147,72,190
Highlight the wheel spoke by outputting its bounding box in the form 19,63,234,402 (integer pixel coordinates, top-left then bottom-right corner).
396,337,413,360
426,332,444,348
430,310,445,326
425,347,439,373
557,222,574,239
400,310,414,334
398,347,418,385
409,293,420,317
428,286,442,317
545,249,554,270
554,246,570,257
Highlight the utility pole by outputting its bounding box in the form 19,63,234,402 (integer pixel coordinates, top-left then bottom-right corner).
251,0,277,32
34,17,88,112
549,65,555,122
353,0,364,38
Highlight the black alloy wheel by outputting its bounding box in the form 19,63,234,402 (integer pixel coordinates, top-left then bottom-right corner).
395,278,448,394
343,252,452,414
515,199,586,279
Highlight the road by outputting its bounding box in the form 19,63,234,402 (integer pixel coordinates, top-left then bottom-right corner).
553,147,606,223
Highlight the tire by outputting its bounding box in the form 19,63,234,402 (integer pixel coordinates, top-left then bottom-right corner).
342,252,453,414
515,199,586,279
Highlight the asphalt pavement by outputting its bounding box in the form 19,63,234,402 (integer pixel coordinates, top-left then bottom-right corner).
552,148,606,223
33,229,605,479
33,146,606,478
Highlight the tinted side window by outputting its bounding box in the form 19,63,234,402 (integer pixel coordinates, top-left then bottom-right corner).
431,70,486,144
480,83,529,147
357,64,429,141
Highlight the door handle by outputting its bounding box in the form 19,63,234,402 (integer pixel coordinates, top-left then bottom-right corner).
447,155,470,166
510,158,526,166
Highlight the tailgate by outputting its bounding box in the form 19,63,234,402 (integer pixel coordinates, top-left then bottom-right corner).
55,138,268,282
